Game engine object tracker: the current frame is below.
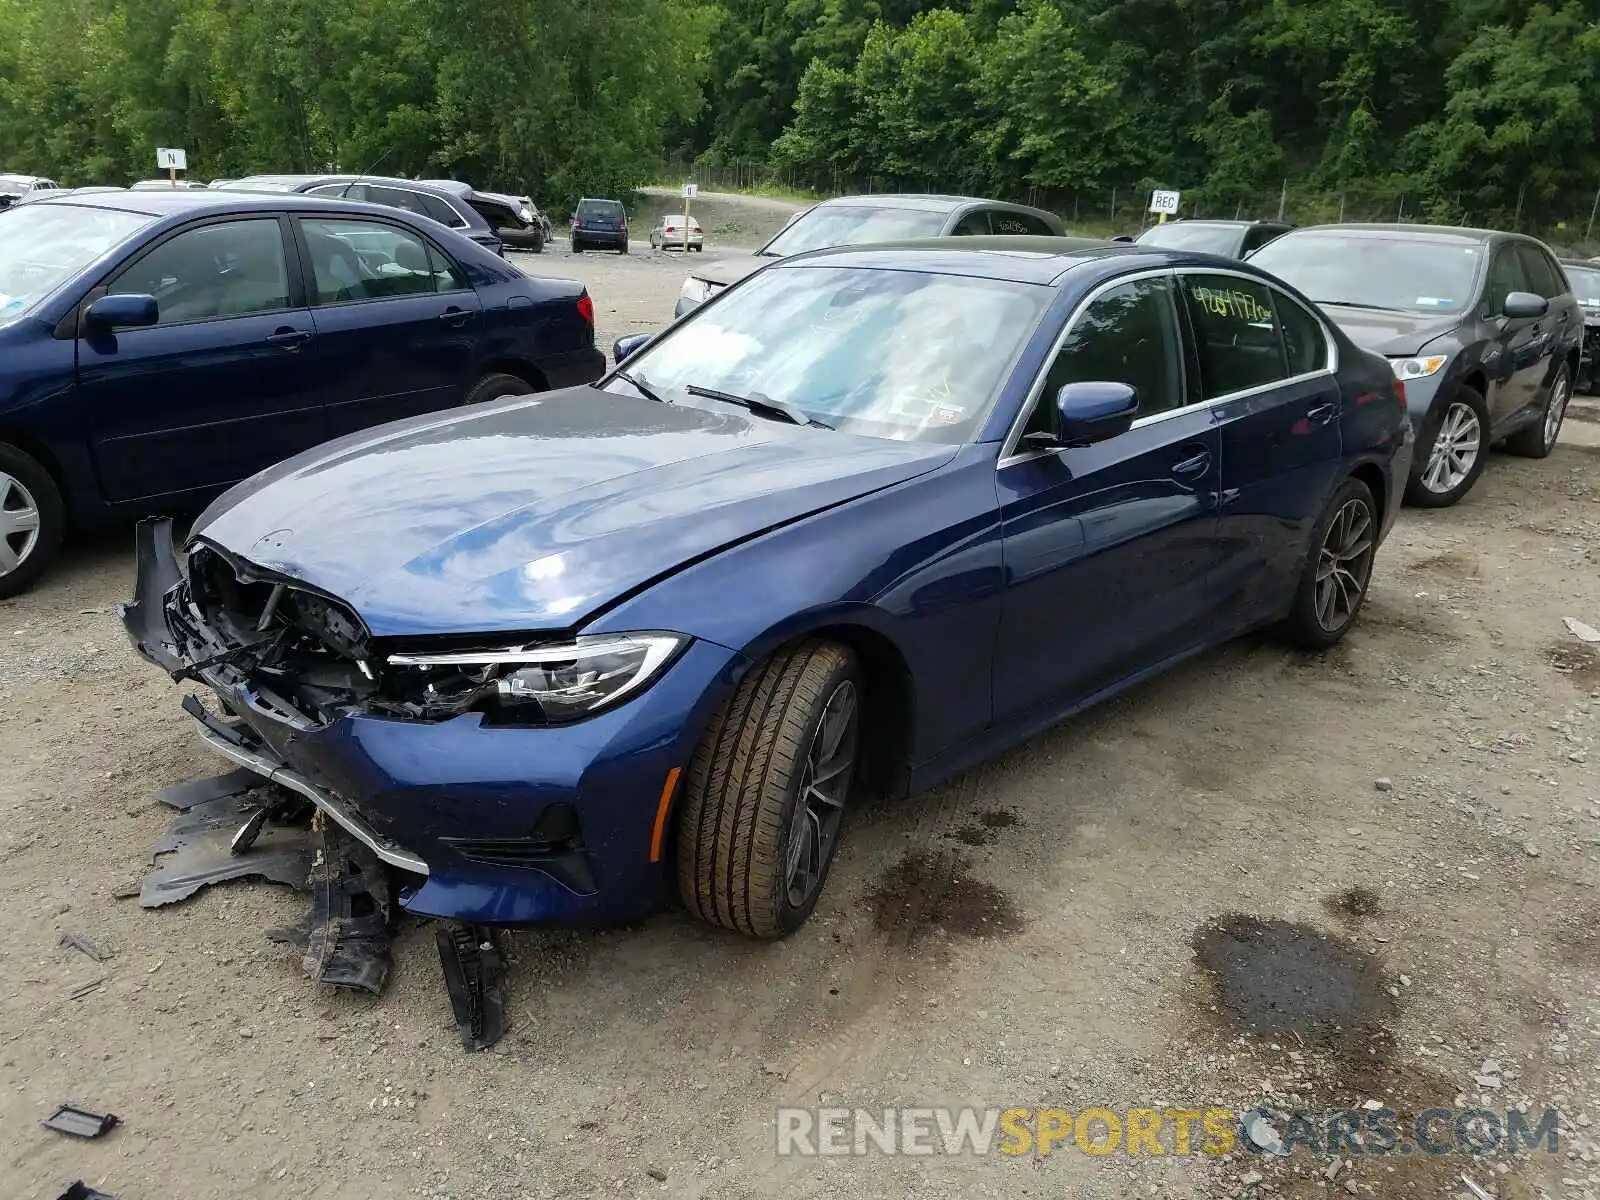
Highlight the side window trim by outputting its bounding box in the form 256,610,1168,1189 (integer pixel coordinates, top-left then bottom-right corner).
95,213,302,330
998,266,1340,464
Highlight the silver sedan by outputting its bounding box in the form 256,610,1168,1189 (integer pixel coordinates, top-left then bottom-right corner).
649,214,703,251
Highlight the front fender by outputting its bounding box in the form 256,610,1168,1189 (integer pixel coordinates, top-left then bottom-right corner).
584,445,1006,763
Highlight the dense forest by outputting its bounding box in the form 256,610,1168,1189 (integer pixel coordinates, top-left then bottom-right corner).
2,0,1598,235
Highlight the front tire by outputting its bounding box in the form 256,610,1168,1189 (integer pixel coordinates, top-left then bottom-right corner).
1405,386,1489,507
1505,364,1570,458
676,640,861,939
1278,476,1378,650
463,372,535,407
0,443,65,600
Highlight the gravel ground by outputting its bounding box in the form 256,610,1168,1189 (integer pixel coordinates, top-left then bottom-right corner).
1,224,1598,1200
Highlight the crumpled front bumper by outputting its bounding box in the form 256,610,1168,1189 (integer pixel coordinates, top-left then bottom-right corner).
119,518,745,927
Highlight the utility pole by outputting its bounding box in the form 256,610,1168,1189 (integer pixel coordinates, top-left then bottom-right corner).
1586,184,1599,241
1277,178,1287,221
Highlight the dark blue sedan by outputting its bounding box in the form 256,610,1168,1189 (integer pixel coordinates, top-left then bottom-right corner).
0,191,604,596
123,239,1413,937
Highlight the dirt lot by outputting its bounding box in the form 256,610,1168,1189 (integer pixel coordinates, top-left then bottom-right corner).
2,225,1599,1200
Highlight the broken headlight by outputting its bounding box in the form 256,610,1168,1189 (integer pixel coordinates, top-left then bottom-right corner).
385,633,687,723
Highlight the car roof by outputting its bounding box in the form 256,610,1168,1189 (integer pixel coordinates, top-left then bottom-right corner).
25,190,455,220
812,193,1049,216
1145,218,1289,230
1283,222,1503,244
778,237,1178,285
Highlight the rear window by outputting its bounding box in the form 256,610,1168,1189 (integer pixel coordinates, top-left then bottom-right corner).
1568,265,1600,307
577,200,623,219
1136,223,1246,256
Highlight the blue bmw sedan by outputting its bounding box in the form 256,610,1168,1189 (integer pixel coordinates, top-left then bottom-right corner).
0,191,604,596
123,238,1413,938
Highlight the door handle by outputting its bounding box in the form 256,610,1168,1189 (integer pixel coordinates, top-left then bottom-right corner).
1305,402,1339,426
1171,448,1211,478
265,328,311,350
437,307,470,327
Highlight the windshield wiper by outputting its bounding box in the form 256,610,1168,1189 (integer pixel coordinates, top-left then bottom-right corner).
685,384,832,429
614,370,669,405
1317,300,1408,312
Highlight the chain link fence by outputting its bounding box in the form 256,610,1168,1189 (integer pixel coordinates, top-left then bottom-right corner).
659,156,1600,257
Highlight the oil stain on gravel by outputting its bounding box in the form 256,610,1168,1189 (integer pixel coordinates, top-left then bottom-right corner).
1191,915,1396,1051
868,849,1023,944
1325,884,1382,919
947,809,1018,847
1545,641,1600,690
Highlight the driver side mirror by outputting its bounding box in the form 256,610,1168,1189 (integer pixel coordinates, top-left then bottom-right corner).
1501,291,1548,320
613,333,653,364
1022,382,1139,450
84,293,158,333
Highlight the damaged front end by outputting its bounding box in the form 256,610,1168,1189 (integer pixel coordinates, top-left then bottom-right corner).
120,518,428,877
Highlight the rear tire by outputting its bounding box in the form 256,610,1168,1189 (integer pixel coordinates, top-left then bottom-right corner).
0,443,65,600
676,640,861,939
1404,385,1489,507
463,372,535,407
1505,364,1570,458
1278,476,1378,650
618,242,628,255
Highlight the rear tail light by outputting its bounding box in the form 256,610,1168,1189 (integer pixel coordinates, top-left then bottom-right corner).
1394,379,1407,409
576,293,594,328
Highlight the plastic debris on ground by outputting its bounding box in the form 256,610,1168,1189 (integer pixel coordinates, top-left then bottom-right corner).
267,823,394,994
436,924,507,1051
41,1106,120,1139
139,773,315,907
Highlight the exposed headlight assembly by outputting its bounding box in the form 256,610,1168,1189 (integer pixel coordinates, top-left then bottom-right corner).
1389,355,1448,381
385,633,687,724
679,276,716,305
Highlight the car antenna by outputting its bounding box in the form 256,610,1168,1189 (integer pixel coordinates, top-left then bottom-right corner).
341,145,397,200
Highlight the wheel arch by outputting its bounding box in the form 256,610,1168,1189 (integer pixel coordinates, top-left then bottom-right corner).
482,359,548,392
0,423,72,508
1347,460,1387,526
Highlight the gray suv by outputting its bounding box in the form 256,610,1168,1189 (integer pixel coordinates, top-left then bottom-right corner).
1249,223,1583,507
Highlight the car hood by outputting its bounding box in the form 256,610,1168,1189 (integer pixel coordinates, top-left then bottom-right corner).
192,387,954,638
689,254,771,290
1319,305,1464,357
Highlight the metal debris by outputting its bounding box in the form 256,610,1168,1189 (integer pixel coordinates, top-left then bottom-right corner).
140,784,313,907
1460,1174,1495,1200
57,932,108,962
41,1105,119,1139
436,924,506,1051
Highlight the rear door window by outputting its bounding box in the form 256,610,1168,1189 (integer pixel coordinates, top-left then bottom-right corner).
987,210,1054,236
367,186,431,219
298,217,438,304
951,211,991,236
417,192,466,228
1178,274,1289,396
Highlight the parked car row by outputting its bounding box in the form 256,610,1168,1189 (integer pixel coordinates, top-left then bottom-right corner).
0,172,1585,951
0,188,604,596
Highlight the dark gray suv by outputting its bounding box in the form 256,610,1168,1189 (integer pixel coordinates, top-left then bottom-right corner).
1250,224,1583,507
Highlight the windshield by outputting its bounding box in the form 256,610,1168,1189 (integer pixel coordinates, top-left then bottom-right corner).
1135,223,1245,255
607,264,1047,443
1567,265,1600,307
0,203,153,323
759,205,950,258
1250,232,1484,313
